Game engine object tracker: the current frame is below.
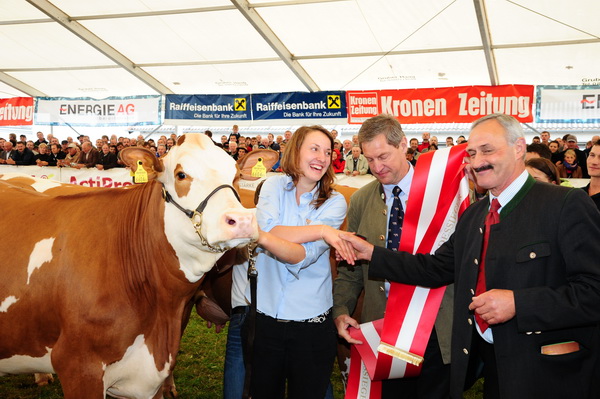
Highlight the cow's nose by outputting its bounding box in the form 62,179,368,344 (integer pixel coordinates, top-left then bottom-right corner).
223,211,257,238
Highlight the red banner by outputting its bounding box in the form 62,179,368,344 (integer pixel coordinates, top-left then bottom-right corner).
347,85,533,124
0,97,34,126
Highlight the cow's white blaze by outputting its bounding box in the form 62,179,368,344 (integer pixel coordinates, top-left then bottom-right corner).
103,334,171,399
27,238,55,284
0,296,18,312
160,134,256,283
0,347,54,376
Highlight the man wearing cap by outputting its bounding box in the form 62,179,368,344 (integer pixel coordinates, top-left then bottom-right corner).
58,143,80,167
557,134,588,178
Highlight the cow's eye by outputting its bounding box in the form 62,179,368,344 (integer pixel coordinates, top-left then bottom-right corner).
177,172,187,180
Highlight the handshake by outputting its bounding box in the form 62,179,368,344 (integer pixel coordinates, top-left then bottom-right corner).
329,231,375,265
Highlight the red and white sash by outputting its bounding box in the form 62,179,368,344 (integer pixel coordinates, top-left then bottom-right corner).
345,144,470,398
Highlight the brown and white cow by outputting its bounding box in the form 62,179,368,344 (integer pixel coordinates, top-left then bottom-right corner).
0,133,258,399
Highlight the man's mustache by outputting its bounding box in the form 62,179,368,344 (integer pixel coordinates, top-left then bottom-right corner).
473,164,493,173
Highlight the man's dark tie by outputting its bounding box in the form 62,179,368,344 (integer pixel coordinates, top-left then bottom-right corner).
387,186,404,251
475,198,501,332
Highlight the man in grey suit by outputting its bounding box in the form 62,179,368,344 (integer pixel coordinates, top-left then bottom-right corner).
341,113,600,399
333,114,452,398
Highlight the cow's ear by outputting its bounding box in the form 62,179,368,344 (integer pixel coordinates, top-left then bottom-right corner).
119,147,165,181
238,149,279,180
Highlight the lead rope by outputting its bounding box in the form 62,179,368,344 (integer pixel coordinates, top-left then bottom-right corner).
242,243,258,399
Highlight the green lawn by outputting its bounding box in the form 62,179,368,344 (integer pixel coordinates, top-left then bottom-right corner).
0,311,483,398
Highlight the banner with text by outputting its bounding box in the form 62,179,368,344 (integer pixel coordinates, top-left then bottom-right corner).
536,85,600,123
347,85,534,124
0,165,133,187
34,95,162,126
165,94,251,122
0,97,34,126
252,91,347,122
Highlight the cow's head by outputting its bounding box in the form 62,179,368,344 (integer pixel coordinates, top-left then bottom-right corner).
120,134,258,282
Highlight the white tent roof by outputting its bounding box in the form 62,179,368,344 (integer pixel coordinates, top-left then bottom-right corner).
1,0,599,99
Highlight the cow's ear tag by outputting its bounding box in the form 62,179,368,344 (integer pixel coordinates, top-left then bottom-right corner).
251,157,267,178
134,160,149,183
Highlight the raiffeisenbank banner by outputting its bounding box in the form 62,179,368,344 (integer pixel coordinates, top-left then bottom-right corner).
0,97,34,126
347,85,534,124
536,85,600,123
165,94,251,121
35,95,162,126
252,91,347,122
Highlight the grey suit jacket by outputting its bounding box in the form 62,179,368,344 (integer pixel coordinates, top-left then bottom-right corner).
333,179,454,364
370,176,600,398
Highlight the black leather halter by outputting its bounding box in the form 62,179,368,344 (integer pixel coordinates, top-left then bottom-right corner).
162,184,242,253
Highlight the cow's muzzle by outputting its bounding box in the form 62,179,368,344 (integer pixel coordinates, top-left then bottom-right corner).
162,184,251,253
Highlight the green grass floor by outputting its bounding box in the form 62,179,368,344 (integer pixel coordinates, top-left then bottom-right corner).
0,311,484,398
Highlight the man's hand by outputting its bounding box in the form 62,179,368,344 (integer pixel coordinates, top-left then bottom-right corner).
337,232,374,265
469,289,515,325
335,314,363,345
321,226,355,263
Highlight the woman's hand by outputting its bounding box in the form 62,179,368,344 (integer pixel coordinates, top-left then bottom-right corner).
337,232,375,264
321,226,356,264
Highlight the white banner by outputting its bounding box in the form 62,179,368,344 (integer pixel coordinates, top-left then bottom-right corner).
536,85,600,123
0,165,133,187
34,95,162,126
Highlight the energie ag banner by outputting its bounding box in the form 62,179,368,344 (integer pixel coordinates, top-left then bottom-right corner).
35,95,162,126
536,85,600,123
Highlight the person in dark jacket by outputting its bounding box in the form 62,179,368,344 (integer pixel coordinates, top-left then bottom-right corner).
46,143,66,167
96,144,118,170
6,141,35,165
34,143,52,166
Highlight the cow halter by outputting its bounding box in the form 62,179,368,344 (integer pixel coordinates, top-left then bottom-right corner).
162,184,241,253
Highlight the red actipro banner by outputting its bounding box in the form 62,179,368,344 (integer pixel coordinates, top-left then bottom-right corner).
347,85,534,124
0,97,34,126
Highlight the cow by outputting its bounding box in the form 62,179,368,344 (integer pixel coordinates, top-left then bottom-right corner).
0,133,258,399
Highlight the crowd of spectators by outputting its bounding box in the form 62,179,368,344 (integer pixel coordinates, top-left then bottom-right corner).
2,127,598,185
0,131,181,170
